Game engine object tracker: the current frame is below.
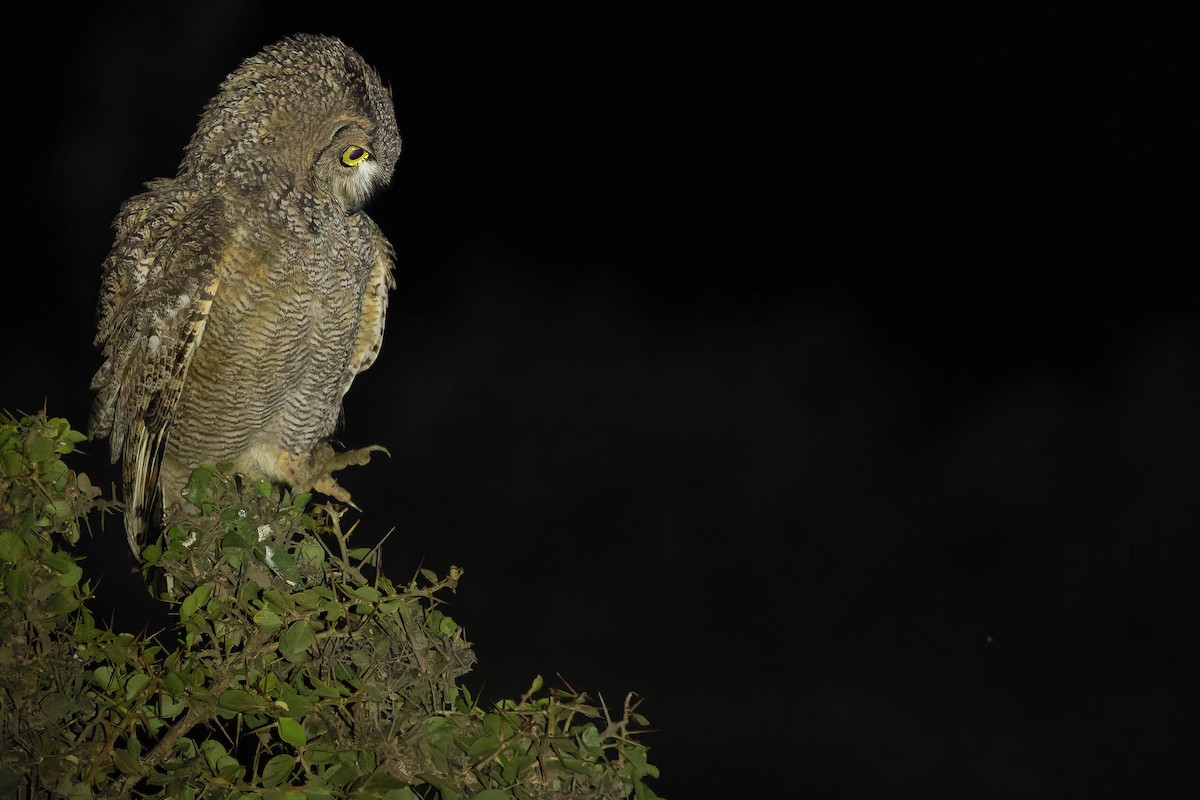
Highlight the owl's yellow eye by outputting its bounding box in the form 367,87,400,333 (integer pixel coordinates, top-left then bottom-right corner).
341,145,370,166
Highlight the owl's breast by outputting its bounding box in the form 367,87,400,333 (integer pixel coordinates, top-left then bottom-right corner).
167,231,369,474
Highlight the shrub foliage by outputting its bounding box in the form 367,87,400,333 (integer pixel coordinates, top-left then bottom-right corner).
0,412,660,799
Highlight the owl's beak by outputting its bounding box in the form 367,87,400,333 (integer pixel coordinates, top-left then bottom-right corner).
346,201,364,215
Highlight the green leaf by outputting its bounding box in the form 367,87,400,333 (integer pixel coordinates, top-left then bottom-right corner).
41,550,74,575
471,790,513,800
378,598,405,614
0,448,22,476
261,545,298,581
158,691,186,718
183,465,216,506
278,717,307,748
39,692,75,721
237,579,263,604
482,713,504,737
55,428,87,453
466,735,501,759
141,538,162,564
383,789,420,800
218,689,265,713
278,691,312,718
426,610,446,634
91,666,115,690
361,772,408,790
57,563,83,587
309,746,337,766
323,599,343,621
347,585,380,602
65,782,95,800
0,530,28,563
124,671,151,701
253,606,282,630
296,541,325,566
415,774,459,800
180,585,212,620
261,753,296,787
46,589,81,617
44,458,71,491
324,762,361,787
263,588,296,614
221,529,251,550
26,434,54,463
280,620,316,663
112,746,140,774
162,670,188,696
217,760,246,783
3,568,27,600
424,715,456,755
633,778,661,800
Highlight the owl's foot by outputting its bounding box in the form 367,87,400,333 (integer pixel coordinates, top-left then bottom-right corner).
288,441,390,508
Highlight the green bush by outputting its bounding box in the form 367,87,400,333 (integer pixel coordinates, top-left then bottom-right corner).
0,412,661,799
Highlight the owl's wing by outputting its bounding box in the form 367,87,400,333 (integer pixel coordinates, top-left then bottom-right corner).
340,217,396,399
90,191,227,553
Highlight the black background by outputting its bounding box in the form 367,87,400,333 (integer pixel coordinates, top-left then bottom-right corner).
2,4,1195,797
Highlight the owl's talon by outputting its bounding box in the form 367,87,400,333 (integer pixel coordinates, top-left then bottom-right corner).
294,442,388,507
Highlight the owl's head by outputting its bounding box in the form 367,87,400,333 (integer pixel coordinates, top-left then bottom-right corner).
184,34,401,216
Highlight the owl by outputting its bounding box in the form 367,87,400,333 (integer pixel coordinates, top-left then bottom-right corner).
89,35,401,554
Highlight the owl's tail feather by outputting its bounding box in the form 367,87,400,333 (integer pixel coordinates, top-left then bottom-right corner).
121,419,164,557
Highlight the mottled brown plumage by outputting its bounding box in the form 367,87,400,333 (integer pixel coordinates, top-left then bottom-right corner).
90,35,400,553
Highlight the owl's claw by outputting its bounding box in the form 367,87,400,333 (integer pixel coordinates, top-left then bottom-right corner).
293,442,389,507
